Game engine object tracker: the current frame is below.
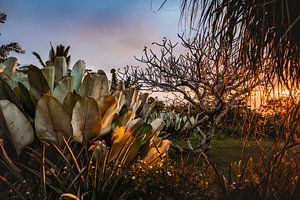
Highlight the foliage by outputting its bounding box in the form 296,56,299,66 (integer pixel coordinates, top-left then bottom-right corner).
179,0,300,87
123,160,213,200
210,147,300,199
32,43,71,68
0,12,24,62
121,34,261,153
0,56,172,199
110,68,118,93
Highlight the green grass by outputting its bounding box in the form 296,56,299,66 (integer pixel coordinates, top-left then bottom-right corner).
170,138,274,173
207,139,273,172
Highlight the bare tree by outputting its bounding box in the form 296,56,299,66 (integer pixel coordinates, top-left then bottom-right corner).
120,35,260,153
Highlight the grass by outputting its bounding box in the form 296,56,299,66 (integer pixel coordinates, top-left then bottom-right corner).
170,138,274,172
207,139,273,172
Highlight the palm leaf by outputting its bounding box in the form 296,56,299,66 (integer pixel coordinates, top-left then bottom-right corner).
179,0,300,85
0,12,7,24
32,52,46,67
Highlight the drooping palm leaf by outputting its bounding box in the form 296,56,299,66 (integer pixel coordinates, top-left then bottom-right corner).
0,43,24,61
179,0,300,87
32,52,46,68
0,12,7,24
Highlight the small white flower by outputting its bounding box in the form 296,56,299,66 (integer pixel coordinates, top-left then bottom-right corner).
167,171,172,176
132,176,136,180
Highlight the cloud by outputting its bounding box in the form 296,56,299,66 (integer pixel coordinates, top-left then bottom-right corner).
1,0,181,74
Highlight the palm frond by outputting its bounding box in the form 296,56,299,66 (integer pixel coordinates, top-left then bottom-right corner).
179,0,300,86
48,43,71,66
32,52,46,67
49,42,56,61
0,12,7,24
0,42,25,60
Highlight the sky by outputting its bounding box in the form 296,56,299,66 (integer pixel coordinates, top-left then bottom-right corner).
1,0,183,74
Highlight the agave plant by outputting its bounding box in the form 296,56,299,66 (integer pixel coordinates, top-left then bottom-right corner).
0,56,172,199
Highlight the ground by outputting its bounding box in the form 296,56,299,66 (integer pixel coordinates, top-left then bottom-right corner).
170,138,274,172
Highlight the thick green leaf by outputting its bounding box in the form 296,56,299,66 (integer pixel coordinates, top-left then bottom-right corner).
0,79,18,106
63,92,81,116
109,126,132,162
3,57,17,76
127,118,145,134
54,57,68,84
78,73,109,100
142,139,172,166
126,122,153,164
53,76,74,103
41,65,55,92
98,95,117,135
35,94,72,145
137,93,149,113
0,100,34,154
71,60,86,91
10,71,29,89
117,108,134,127
115,92,126,113
139,118,165,146
151,118,165,133
123,88,140,108
28,65,50,101
0,63,5,72
71,97,101,143
140,97,156,120
121,88,141,118
14,82,36,118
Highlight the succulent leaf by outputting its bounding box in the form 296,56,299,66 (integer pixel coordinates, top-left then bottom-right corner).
109,126,132,162
14,82,36,118
0,78,19,107
54,56,68,84
53,76,74,103
142,139,172,166
35,94,72,145
0,100,34,154
41,65,55,92
71,60,86,91
63,92,81,116
28,65,50,101
71,97,101,143
98,95,117,135
78,73,109,100
3,57,17,76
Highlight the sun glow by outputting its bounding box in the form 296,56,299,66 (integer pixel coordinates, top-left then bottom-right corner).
249,85,299,112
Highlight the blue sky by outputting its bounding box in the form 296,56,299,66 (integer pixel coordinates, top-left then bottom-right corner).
1,0,182,73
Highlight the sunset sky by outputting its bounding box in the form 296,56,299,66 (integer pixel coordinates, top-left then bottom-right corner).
1,0,182,73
